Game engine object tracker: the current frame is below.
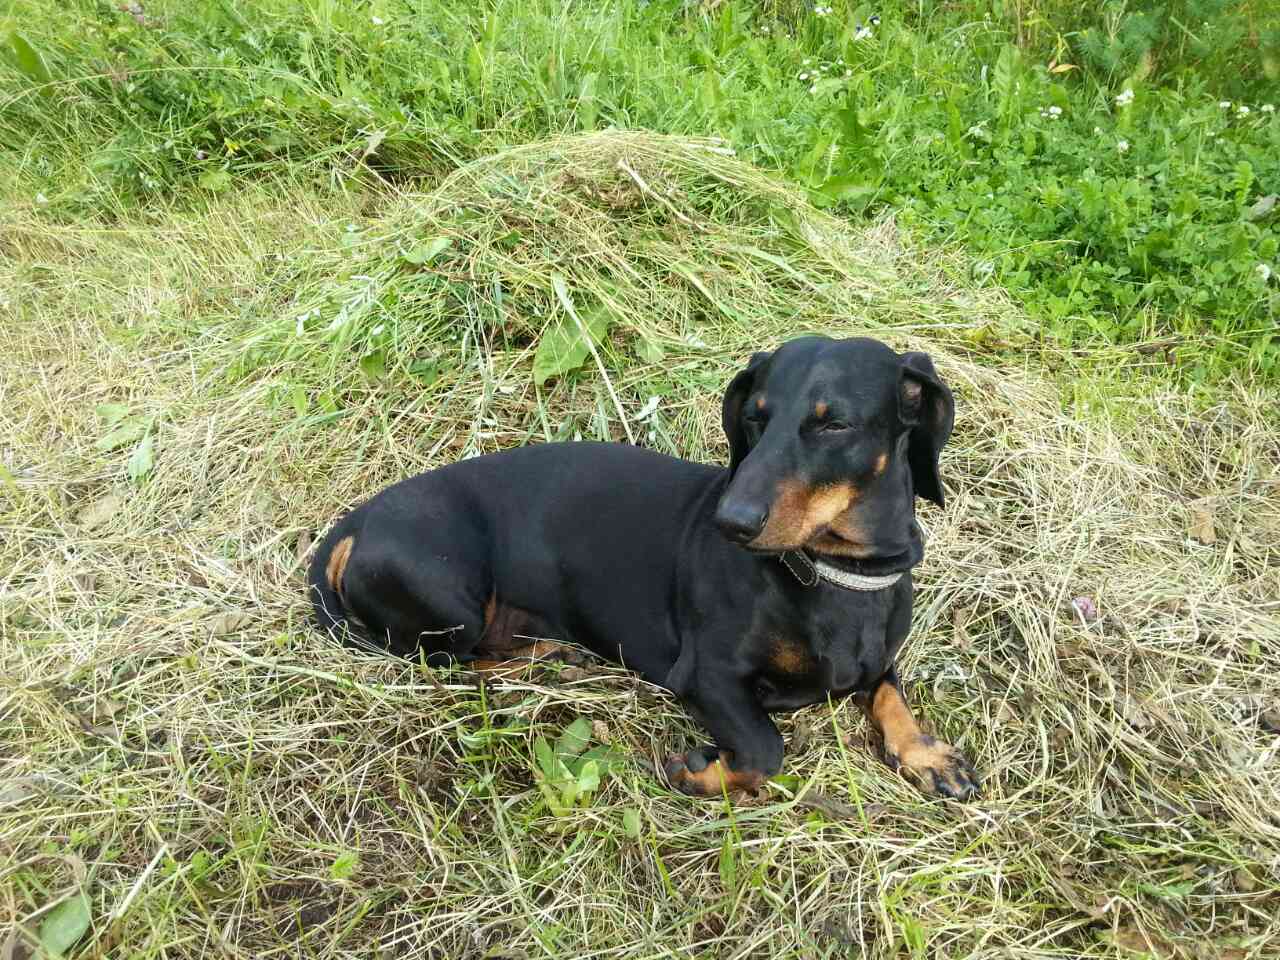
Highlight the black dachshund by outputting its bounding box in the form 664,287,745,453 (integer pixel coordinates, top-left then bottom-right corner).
309,336,979,799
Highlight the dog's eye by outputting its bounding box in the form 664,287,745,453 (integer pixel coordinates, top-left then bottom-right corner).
820,420,852,433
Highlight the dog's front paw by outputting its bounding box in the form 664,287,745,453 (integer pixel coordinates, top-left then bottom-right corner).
888,735,980,801
663,748,765,798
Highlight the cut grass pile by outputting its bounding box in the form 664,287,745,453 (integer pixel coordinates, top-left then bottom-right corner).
3,133,1279,958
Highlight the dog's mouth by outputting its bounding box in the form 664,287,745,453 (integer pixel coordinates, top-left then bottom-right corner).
736,527,922,575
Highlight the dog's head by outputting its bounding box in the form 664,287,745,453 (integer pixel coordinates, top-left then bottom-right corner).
715,336,954,573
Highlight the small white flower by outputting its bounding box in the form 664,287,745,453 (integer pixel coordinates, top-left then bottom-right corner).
1237,105,1250,116
1094,126,1103,135
371,15,384,25
1260,103,1275,113
799,72,809,80
854,25,872,40
1219,100,1231,109
1117,139,1130,153
1216,137,1226,145
35,192,48,205
844,69,852,77
809,84,817,94
1258,263,1273,282
1114,88,1134,107
346,223,357,232
1048,105,1062,117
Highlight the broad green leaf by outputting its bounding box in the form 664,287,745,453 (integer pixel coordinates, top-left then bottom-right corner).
533,736,555,777
358,349,386,380
532,307,610,386
95,403,130,426
408,359,439,386
554,716,592,761
127,432,155,483
622,808,641,839
575,759,600,795
198,169,231,192
289,384,308,417
635,337,665,363
577,744,621,775
39,889,91,957
817,175,877,204
993,45,1021,123
330,850,358,880
403,236,452,265
9,32,51,84
96,417,147,452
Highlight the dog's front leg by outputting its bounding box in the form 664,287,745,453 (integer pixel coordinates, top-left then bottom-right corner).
664,678,783,798
860,666,980,800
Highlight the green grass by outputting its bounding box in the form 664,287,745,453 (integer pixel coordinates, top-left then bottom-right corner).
3,1,1280,957
2,0,1278,377
4,132,1279,960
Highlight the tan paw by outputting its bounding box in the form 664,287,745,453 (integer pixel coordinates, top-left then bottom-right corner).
888,735,981,800
663,750,764,798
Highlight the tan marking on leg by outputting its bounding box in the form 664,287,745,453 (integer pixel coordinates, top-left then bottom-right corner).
754,479,858,550
873,452,889,475
665,750,765,797
754,394,767,411
326,536,354,596
864,678,980,799
483,591,497,629
814,401,828,418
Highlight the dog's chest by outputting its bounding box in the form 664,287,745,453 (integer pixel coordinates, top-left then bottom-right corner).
753,587,897,711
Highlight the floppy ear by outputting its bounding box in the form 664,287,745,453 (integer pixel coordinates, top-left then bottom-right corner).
898,351,954,508
722,351,772,475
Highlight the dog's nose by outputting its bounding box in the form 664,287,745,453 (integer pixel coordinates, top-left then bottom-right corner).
714,502,768,543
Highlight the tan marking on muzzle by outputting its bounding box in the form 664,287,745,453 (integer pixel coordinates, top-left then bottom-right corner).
814,401,828,418
753,479,859,550
326,535,354,596
754,394,767,411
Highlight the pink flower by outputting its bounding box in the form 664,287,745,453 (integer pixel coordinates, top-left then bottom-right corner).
1071,596,1099,623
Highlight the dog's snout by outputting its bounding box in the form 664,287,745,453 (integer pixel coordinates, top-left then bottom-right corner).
715,501,769,544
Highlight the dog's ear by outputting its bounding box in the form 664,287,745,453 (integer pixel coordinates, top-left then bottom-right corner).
898,351,954,508
722,351,772,475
